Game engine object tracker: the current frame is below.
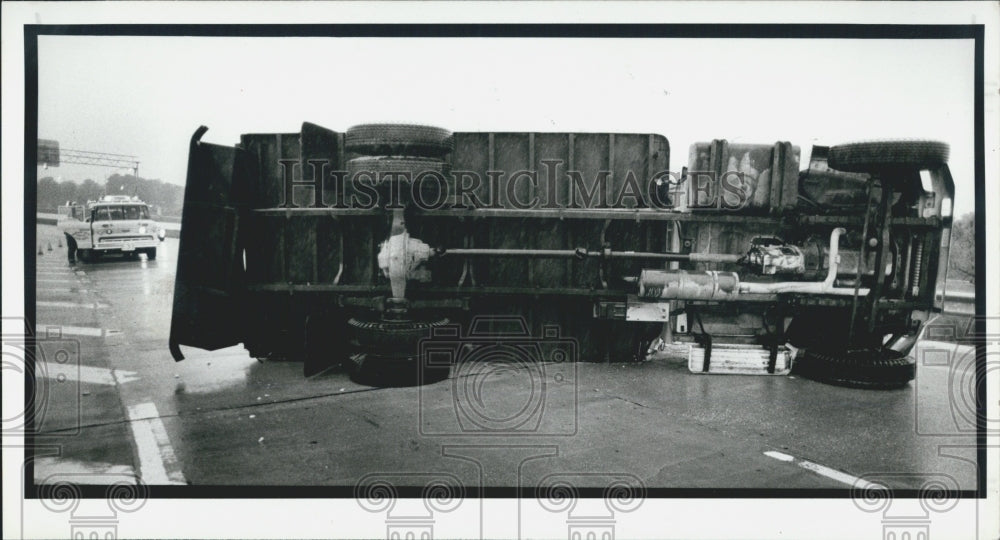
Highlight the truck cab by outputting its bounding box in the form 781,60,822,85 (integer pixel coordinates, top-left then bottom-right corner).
58,195,165,262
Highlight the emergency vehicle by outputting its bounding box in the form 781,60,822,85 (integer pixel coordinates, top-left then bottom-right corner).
58,195,166,262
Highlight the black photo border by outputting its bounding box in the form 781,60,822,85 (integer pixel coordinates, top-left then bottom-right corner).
21,23,987,500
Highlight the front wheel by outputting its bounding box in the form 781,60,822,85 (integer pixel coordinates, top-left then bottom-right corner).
144,247,157,260
792,348,914,389
827,140,949,172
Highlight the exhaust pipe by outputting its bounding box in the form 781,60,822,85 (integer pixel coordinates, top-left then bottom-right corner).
638,228,871,299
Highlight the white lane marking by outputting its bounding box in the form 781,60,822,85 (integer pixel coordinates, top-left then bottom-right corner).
36,325,120,338
37,279,77,284
126,402,187,485
37,270,76,276
37,300,110,309
33,457,137,484
82,269,154,277
36,324,102,337
36,288,92,295
37,361,139,385
763,450,794,462
764,450,882,489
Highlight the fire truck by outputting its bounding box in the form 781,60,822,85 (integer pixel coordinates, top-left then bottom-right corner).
58,195,166,262
168,124,954,389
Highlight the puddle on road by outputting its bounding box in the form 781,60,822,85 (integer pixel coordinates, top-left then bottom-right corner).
172,353,262,395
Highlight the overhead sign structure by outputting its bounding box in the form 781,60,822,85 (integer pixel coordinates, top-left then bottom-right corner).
37,139,60,167
42,146,141,180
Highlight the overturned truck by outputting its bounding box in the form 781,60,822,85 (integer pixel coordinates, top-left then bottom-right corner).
169,123,953,388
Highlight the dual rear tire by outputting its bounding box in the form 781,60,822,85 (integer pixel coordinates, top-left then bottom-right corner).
347,316,451,387
344,124,454,208
343,124,455,387
345,123,453,158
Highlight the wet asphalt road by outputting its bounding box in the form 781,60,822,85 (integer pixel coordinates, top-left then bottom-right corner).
30,224,979,490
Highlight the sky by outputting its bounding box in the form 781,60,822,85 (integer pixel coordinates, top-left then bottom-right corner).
37,35,977,216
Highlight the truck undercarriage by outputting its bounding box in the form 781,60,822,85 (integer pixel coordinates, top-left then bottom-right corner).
169,123,953,389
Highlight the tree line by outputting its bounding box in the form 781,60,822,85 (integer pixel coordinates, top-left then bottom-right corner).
37,174,184,217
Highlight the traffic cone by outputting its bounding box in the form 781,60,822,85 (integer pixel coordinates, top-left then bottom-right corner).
47,242,53,251
38,244,44,255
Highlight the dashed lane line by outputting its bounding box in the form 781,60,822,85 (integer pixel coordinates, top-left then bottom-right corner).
37,300,110,309
126,402,187,485
33,268,187,487
36,288,93,295
763,450,883,489
37,360,139,385
36,325,122,338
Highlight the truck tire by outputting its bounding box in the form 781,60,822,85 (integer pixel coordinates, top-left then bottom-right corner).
827,140,949,172
302,314,354,376
353,351,451,386
348,317,450,355
77,249,92,263
145,247,157,260
348,317,451,386
346,156,449,180
346,157,450,207
345,124,453,158
792,348,914,389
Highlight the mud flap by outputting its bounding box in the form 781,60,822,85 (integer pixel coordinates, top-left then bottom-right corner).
169,126,252,360
299,122,347,376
